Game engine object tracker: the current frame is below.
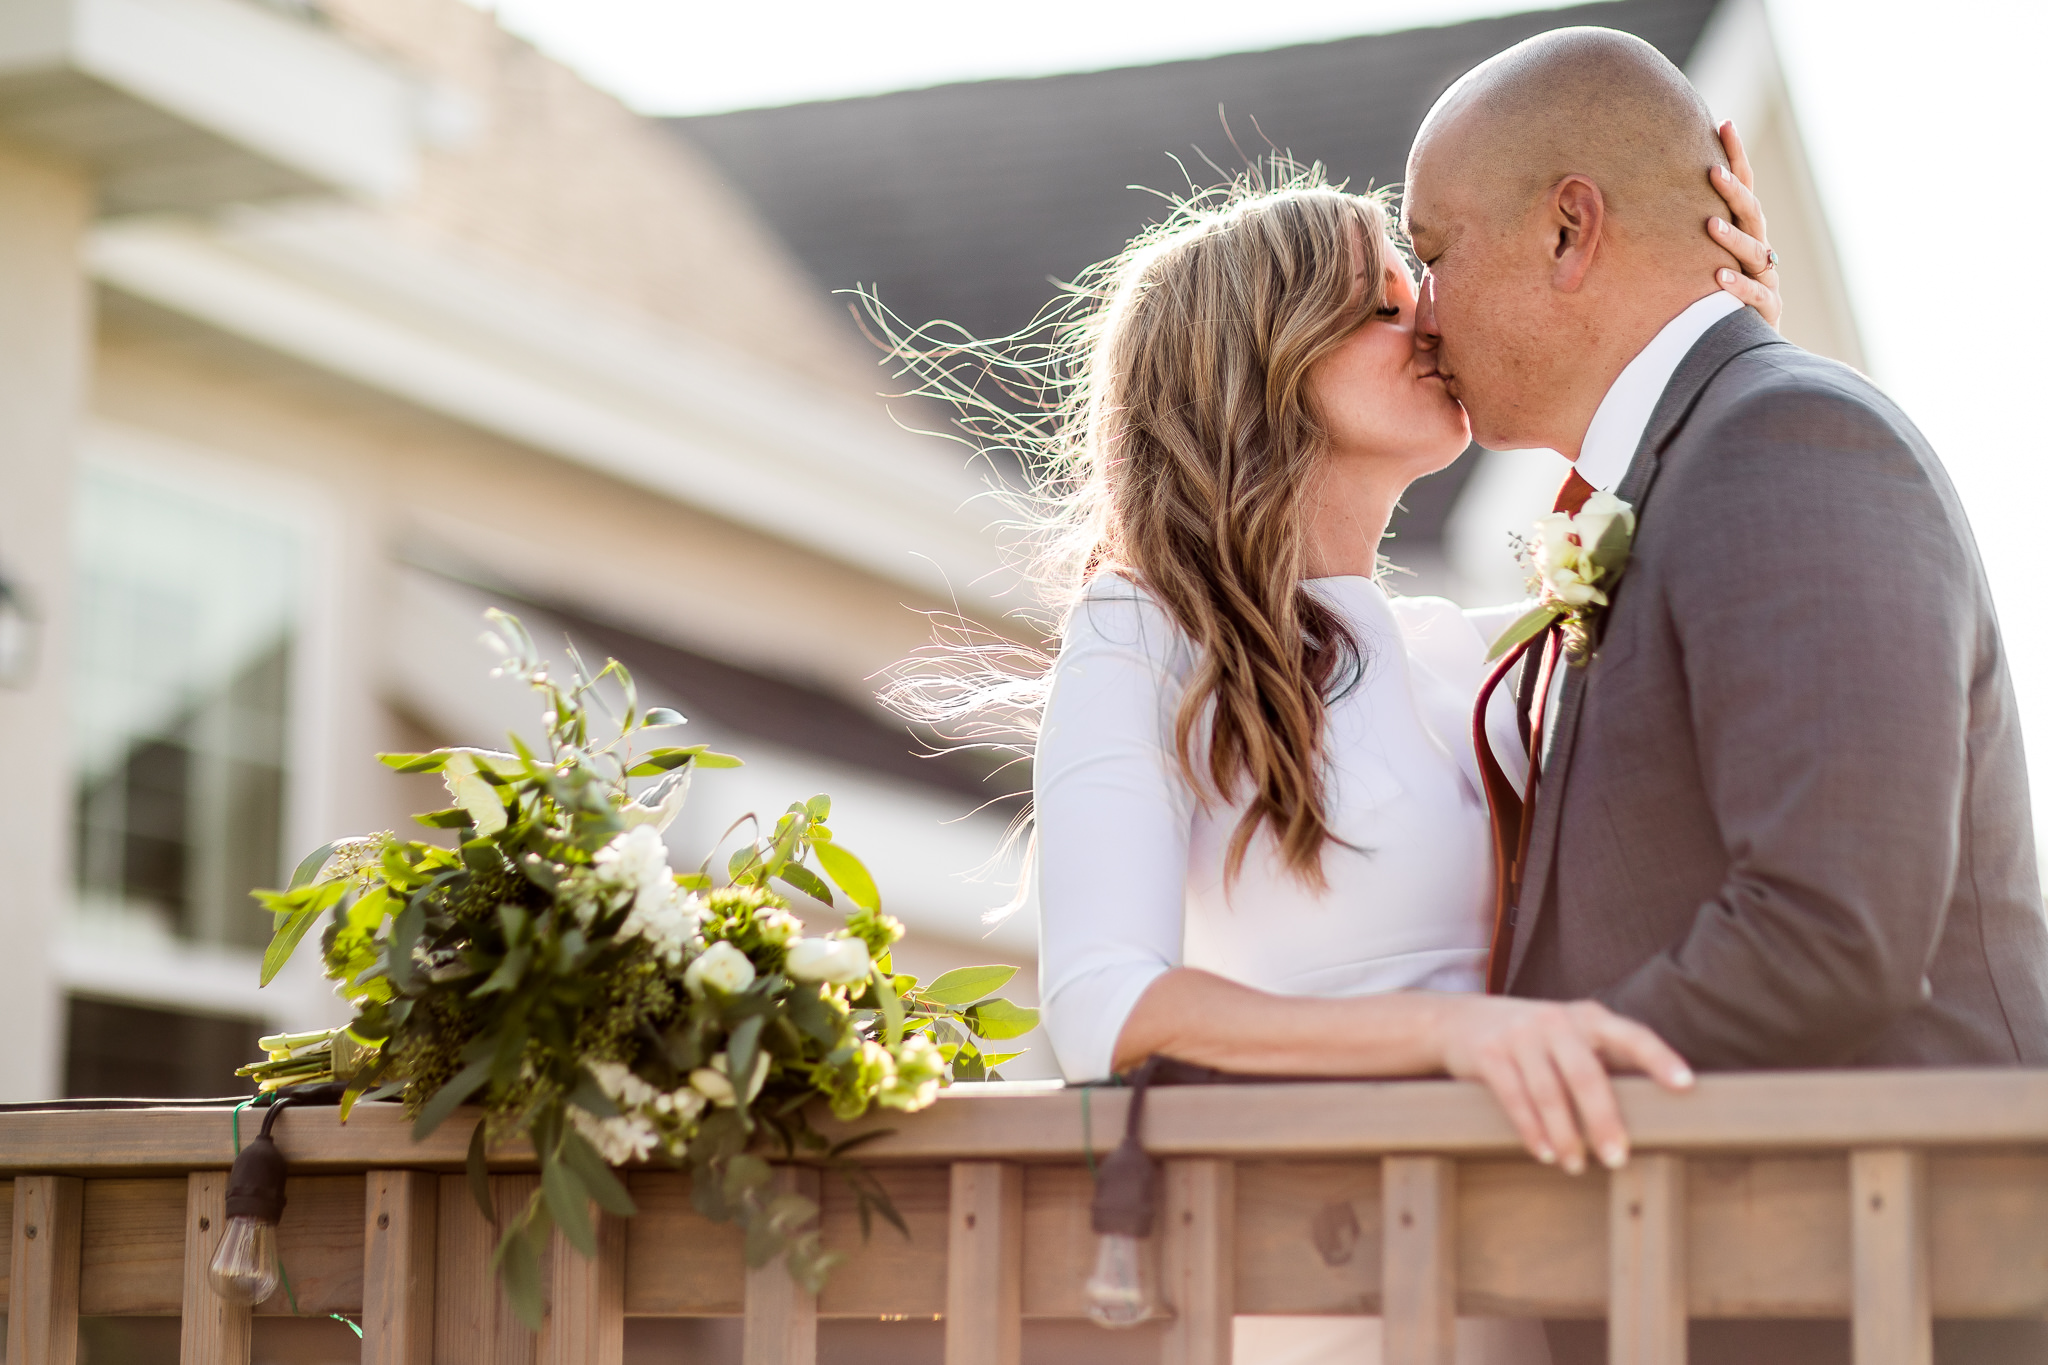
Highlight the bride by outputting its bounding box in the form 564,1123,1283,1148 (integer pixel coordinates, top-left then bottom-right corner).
897,126,1779,1364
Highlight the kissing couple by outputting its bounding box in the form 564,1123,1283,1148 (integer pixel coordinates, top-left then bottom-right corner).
905,24,2046,1365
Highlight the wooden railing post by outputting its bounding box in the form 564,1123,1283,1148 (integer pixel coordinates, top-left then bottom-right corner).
1851,1148,1931,1365
1382,1156,1455,1365
944,1161,1023,1365
8,1174,83,1365
540,1205,625,1365
743,1166,820,1365
363,1170,438,1365
180,1170,250,1365
1610,1155,1687,1365
1159,1159,1234,1365
435,1172,540,1365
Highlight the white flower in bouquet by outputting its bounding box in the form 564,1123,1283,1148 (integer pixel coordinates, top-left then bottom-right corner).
880,1032,946,1112
654,1087,707,1121
683,940,756,997
785,934,872,985
586,1058,659,1110
619,769,689,832
594,826,676,917
755,907,803,948
621,889,701,967
690,1049,769,1108
570,1106,660,1164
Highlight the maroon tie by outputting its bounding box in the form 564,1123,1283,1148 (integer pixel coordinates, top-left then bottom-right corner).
1473,468,1596,992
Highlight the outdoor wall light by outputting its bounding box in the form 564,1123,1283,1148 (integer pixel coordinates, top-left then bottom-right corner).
0,573,39,690
207,1099,291,1305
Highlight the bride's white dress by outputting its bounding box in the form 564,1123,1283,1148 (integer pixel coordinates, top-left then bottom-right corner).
1034,574,1545,1365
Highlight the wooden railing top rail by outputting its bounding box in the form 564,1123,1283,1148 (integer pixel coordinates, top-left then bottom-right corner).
5,1068,2048,1175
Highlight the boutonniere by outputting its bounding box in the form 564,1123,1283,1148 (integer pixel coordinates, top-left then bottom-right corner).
1486,490,1637,666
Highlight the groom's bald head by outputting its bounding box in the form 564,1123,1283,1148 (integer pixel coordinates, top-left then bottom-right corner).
1402,27,1739,454
1407,27,1727,253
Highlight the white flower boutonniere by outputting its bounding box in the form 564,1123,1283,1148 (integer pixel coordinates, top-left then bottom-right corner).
1486,490,1637,666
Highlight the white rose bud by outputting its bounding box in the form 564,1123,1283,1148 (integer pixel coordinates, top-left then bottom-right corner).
683,940,756,997
689,1066,736,1106
784,935,872,985
1579,489,1636,534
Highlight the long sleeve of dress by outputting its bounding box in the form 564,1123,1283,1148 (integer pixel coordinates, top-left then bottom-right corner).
1034,586,1193,1083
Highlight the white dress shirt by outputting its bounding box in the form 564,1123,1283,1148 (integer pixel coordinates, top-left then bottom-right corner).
1576,290,1743,495
1517,291,1745,763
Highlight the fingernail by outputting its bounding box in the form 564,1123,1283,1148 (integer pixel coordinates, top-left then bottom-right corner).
1713,217,1729,235
1536,1146,1557,1165
1601,1144,1628,1170
1674,1066,1696,1088
1719,269,1736,284
1563,1152,1586,1176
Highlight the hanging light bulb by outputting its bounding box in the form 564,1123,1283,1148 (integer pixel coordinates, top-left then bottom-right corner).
207,1101,290,1305
207,1213,280,1305
1084,1114,1160,1327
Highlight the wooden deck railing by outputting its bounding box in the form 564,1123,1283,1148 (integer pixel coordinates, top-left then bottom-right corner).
5,1069,2048,1364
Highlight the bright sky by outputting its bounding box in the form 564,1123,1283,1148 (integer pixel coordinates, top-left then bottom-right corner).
471,0,2048,854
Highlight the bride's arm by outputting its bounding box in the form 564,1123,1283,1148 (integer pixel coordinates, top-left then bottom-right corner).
1115,970,1693,1174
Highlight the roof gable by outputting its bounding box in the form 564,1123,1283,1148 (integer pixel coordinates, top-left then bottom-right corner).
673,0,1721,345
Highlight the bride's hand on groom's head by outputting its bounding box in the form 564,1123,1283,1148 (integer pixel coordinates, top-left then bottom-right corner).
1437,997,1694,1176
1706,120,1783,329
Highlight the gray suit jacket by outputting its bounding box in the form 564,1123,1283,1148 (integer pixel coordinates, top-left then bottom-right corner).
1507,308,2048,1069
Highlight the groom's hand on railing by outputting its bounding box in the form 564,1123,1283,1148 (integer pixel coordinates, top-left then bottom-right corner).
1437,998,1694,1175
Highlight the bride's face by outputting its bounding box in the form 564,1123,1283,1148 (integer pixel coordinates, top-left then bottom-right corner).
1305,232,1471,478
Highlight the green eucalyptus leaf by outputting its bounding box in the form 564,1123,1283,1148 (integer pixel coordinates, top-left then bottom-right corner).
963,997,1039,1042
919,965,1017,1006
541,1154,596,1258
726,1015,767,1109
692,751,743,769
287,841,338,891
491,1215,547,1332
413,807,473,830
874,966,905,1046
466,1120,495,1226
811,841,879,911
414,1054,494,1140
626,745,705,776
774,863,833,905
641,707,687,729
379,751,450,774
385,896,424,992
1485,604,1564,663
560,1127,637,1217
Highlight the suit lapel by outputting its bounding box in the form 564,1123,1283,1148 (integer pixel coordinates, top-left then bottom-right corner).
1504,308,1786,989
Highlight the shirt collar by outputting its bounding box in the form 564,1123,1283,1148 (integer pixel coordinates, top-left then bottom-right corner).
1574,291,1744,493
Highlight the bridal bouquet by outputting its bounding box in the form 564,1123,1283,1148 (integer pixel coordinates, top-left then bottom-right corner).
245,612,1037,1325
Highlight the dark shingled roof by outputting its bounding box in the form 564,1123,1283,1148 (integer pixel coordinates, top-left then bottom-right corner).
671,0,1720,550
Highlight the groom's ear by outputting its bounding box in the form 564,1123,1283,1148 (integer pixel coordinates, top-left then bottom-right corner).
1547,175,1605,294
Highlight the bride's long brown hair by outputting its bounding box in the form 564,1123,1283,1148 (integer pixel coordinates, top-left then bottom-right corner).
881,161,1394,888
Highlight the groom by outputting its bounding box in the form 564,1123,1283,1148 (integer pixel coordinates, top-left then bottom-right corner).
1405,26,2048,1365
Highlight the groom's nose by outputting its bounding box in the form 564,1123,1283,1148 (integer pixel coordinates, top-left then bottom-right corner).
1415,273,1443,351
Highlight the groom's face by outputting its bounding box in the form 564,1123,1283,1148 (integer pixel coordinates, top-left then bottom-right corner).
1403,152,1562,452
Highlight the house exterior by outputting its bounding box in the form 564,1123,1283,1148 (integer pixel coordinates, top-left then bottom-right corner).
0,0,1030,1102
0,0,1860,1105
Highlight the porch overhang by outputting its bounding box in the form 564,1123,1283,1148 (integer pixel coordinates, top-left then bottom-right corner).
0,0,415,212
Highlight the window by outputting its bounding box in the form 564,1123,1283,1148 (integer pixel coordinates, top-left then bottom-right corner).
62,995,261,1099
70,461,301,950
